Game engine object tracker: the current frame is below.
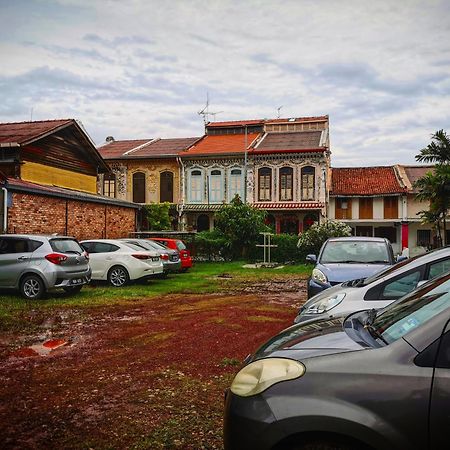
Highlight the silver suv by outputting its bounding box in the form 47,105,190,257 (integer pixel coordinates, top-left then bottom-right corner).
0,234,91,299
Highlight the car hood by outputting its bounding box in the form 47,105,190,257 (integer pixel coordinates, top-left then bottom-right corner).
250,317,366,362
318,263,388,283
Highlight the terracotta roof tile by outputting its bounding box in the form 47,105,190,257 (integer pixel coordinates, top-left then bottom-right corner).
331,167,406,196
182,133,260,156
254,131,324,153
97,139,152,159
0,119,73,145
206,116,328,128
400,165,435,193
98,137,200,159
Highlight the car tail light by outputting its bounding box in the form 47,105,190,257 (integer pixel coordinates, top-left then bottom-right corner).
181,250,190,259
160,254,169,260
132,254,150,260
45,253,68,265
83,251,89,261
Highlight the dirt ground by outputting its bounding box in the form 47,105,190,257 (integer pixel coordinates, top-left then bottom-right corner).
0,278,307,449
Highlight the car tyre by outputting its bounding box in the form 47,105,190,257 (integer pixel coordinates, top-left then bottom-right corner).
63,285,83,295
107,266,129,287
20,274,45,300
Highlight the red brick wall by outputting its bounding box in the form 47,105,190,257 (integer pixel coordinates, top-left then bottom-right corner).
7,192,136,240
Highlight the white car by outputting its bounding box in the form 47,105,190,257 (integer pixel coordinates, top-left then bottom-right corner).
295,247,450,324
80,239,163,287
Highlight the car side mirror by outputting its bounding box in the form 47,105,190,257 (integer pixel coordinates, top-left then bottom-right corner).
306,254,317,264
396,255,408,263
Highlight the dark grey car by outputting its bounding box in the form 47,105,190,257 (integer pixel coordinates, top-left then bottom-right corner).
0,234,91,299
224,272,450,450
119,238,181,273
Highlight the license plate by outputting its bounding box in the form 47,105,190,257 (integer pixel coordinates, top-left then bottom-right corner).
71,278,84,285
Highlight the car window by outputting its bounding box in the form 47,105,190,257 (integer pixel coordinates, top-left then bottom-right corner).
124,243,148,252
374,275,450,344
147,240,167,250
50,238,83,254
176,240,186,251
125,240,153,251
0,238,30,254
381,270,422,299
29,240,43,252
320,241,389,264
429,259,450,280
89,242,120,253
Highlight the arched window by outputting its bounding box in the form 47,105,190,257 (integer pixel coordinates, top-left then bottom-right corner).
228,168,243,201
189,169,203,202
258,167,272,201
279,167,293,201
301,166,315,200
103,173,116,198
133,172,146,203
208,169,223,203
160,171,173,203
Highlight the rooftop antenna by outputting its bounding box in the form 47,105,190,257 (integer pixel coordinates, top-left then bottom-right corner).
276,105,283,119
198,92,223,125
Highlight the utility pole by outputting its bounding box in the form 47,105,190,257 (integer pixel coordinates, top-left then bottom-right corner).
244,125,248,203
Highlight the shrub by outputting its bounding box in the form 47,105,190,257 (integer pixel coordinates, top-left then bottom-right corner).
194,230,227,260
143,203,171,231
269,234,303,263
297,221,352,259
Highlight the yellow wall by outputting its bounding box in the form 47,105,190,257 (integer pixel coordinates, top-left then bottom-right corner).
21,161,97,193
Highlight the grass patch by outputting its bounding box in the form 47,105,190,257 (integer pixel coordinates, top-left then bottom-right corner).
0,262,310,333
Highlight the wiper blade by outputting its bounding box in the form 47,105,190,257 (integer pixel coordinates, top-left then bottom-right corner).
363,309,388,345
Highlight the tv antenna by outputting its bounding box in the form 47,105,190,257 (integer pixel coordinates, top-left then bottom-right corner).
276,105,283,119
198,93,223,125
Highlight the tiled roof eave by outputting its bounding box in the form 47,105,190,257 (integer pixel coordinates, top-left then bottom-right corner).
330,191,406,197
3,178,140,209
253,202,325,210
252,147,326,155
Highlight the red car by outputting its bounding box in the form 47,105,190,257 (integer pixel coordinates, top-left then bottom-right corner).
151,238,193,271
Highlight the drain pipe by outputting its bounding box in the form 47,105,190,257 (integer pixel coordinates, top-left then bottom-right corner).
1,187,7,232
177,157,185,230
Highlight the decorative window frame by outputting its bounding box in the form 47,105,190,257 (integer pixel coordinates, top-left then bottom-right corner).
131,170,147,203
278,165,294,202
188,167,205,203
207,167,224,204
257,166,274,202
227,166,244,202
300,165,316,201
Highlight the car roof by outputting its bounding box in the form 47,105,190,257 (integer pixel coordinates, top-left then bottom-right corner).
326,236,388,243
0,234,76,240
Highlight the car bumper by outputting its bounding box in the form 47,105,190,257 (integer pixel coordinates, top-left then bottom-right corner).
163,260,182,273
46,267,92,290
180,257,193,269
131,264,164,280
224,390,285,450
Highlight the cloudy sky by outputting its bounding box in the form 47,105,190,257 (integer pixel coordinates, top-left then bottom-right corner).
1,0,449,166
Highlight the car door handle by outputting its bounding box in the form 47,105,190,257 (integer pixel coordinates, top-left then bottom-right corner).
17,256,29,261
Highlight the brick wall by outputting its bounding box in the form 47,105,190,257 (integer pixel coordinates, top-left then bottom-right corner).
7,192,136,240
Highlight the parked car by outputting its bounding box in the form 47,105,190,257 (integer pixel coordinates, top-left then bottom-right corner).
80,239,163,286
150,237,193,271
224,271,450,450
296,246,450,324
306,236,400,298
0,234,90,299
119,238,181,274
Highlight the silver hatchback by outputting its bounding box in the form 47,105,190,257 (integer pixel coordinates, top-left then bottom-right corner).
0,234,91,299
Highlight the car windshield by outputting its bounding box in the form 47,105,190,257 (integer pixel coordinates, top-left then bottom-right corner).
125,240,155,251
146,240,168,250
123,242,150,252
320,241,390,264
373,274,450,344
50,238,83,254
362,252,427,286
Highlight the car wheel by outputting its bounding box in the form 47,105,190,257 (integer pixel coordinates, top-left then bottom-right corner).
20,274,45,300
63,285,83,295
107,266,129,287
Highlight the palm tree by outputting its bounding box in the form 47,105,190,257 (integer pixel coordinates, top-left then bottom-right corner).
414,166,450,246
416,129,450,164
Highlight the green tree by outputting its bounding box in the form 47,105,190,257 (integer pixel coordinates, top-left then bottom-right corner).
214,195,268,259
414,165,450,246
297,220,352,259
143,202,172,231
415,130,450,246
416,129,450,164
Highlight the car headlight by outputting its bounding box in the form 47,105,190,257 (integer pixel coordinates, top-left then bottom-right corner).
304,293,346,314
230,358,305,397
312,268,327,284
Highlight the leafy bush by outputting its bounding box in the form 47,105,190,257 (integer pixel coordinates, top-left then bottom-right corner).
143,203,171,231
270,234,303,263
195,230,227,260
214,196,269,259
297,221,352,259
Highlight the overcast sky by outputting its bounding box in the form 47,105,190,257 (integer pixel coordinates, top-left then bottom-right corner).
1,0,449,166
